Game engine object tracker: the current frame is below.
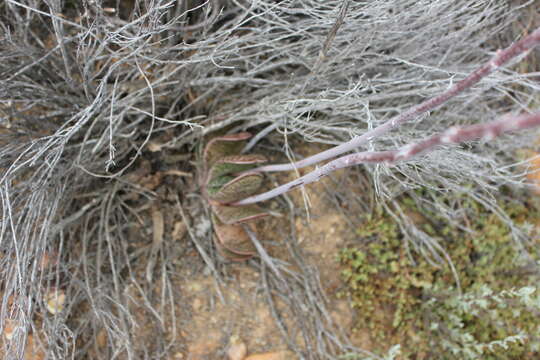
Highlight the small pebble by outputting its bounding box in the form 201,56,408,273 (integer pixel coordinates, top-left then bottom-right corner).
227,340,247,360
245,351,295,360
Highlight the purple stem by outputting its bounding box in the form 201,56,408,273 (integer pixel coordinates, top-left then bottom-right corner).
249,26,540,174
234,112,540,205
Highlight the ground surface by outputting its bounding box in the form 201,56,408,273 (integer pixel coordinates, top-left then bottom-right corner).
107,142,540,360
133,145,367,359
80,143,375,360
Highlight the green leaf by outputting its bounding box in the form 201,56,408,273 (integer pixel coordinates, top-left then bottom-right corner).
212,215,257,256
206,175,235,196
206,172,263,204
202,132,269,261
203,132,251,168
212,203,268,224
214,236,255,261
206,154,267,181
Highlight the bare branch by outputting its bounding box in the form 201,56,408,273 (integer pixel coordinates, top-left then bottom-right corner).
252,26,540,173
235,112,540,205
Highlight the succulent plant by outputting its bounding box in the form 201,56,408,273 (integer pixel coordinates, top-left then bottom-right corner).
202,132,269,261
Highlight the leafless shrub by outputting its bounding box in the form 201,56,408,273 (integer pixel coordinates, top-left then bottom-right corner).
0,0,538,359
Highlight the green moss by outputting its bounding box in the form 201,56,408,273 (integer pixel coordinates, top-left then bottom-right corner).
338,192,540,359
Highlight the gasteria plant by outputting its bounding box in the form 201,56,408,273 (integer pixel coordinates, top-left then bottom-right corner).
205,111,540,260
202,27,540,260
201,133,269,261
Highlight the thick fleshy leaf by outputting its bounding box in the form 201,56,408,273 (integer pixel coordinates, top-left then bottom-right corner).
207,154,267,181
214,237,254,261
207,172,263,204
212,203,268,225
203,132,252,168
213,215,257,256
206,175,235,196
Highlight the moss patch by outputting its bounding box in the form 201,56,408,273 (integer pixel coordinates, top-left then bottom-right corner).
338,192,540,359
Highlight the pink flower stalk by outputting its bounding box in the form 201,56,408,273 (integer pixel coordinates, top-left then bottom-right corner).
234,112,540,205
232,26,540,206
250,27,540,174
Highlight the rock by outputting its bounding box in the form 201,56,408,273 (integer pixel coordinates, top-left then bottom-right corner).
227,340,247,360
245,351,296,360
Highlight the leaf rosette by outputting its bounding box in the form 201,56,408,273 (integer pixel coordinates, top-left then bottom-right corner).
202,133,268,261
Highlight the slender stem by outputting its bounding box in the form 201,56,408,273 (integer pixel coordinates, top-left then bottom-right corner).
250,26,540,174
234,112,540,205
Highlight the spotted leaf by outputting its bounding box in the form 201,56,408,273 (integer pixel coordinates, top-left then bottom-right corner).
203,132,252,168
206,172,264,204
212,203,268,225
206,154,267,182
213,215,257,257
